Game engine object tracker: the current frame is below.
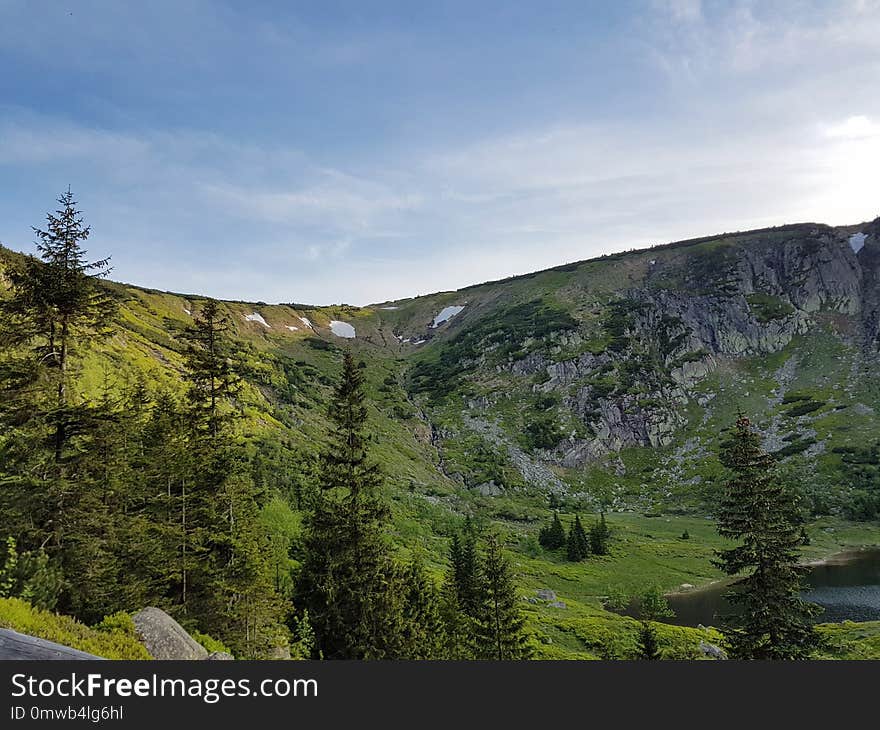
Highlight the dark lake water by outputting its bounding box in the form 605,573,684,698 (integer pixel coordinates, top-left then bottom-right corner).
657,548,880,627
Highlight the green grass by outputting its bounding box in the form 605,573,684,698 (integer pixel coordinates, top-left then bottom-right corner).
0,598,151,659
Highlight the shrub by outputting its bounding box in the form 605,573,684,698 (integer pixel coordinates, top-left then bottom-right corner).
0,598,151,659
192,631,232,655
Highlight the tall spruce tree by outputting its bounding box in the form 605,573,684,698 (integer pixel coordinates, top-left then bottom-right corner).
538,512,567,550
566,515,590,562
0,190,115,617
179,300,281,657
449,523,482,617
474,536,532,660
589,512,611,555
183,299,238,438
398,557,446,659
714,415,821,660
4,189,114,463
296,351,401,659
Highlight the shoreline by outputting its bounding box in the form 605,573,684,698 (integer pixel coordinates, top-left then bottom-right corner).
670,545,880,596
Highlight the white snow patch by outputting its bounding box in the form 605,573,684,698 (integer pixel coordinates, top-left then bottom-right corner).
286,325,299,331
329,320,356,339
245,312,271,328
431,305,465,328
183,307,191,316
649,259,656,266
300,317,313,329
849,232,867,254
380,306,399,310
413,338,426,345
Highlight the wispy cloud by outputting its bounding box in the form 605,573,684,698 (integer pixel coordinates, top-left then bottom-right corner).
2,2,880,306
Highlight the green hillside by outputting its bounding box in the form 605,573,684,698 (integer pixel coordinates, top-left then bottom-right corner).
2,215,880,659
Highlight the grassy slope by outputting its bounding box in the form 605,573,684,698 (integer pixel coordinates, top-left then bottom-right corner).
0,598,151,660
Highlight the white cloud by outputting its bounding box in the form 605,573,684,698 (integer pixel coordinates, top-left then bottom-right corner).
826,115,880,140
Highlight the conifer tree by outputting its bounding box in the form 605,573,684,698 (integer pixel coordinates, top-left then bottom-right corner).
638,622,661,660
439,574,474,659
474,537,531,660
296,351,401,659
449,524,482,618
182,299,238,438
399,558,446,659
8,190,114,461
0,190,115,556
590,512,611,555
714,415,821,660
538,511,567,550
566,515,590,562
179,301,281,656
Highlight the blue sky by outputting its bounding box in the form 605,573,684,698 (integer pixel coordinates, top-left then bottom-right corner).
1,1,879,305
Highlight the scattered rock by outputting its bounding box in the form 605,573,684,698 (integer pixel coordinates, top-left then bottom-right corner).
679,583,695,590
699,641,727,660
474,480,503,496
535,589,557,602
132,607,208,660
548,600,567,609
206,651,234,661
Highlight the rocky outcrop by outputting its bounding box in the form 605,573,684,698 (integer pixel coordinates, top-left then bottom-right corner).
132,607,209,660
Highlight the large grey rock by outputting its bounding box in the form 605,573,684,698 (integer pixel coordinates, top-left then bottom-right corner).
132,607,209,660
0,628,104,660
699,641,727,660
474,480,503,496
535,589,557,602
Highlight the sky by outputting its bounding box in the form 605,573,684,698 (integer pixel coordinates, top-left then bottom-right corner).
1,1,879,306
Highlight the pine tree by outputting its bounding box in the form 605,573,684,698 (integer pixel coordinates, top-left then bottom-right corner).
0,190,115,556
538,511,566,550
713,415,821,660
182,299,239,438
399,558,446,659
474,536,531,660
4,189,113,460
566,515,590,562
449,524,482,617
295,351,401,659
638,622,661,660
439,574,474,659
178,302,282,657
589,512,611,555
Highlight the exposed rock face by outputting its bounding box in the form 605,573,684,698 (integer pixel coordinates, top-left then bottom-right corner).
858,222,880,349
132,607,209,660
464,415,567,493
505,227,879,471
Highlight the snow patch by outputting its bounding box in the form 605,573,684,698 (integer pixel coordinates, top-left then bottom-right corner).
329,320,356,338
849,232,867,254
300,317,313,329
431,305,465,328
245,312,270,328
380,306,399,310
183,307,191,316
286,325,299,331
649,259,656,266
413,338,426,345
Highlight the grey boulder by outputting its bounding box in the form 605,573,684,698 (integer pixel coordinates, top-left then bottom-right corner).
132,607,209,660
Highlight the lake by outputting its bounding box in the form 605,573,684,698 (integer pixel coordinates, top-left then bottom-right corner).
660,548,880,627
